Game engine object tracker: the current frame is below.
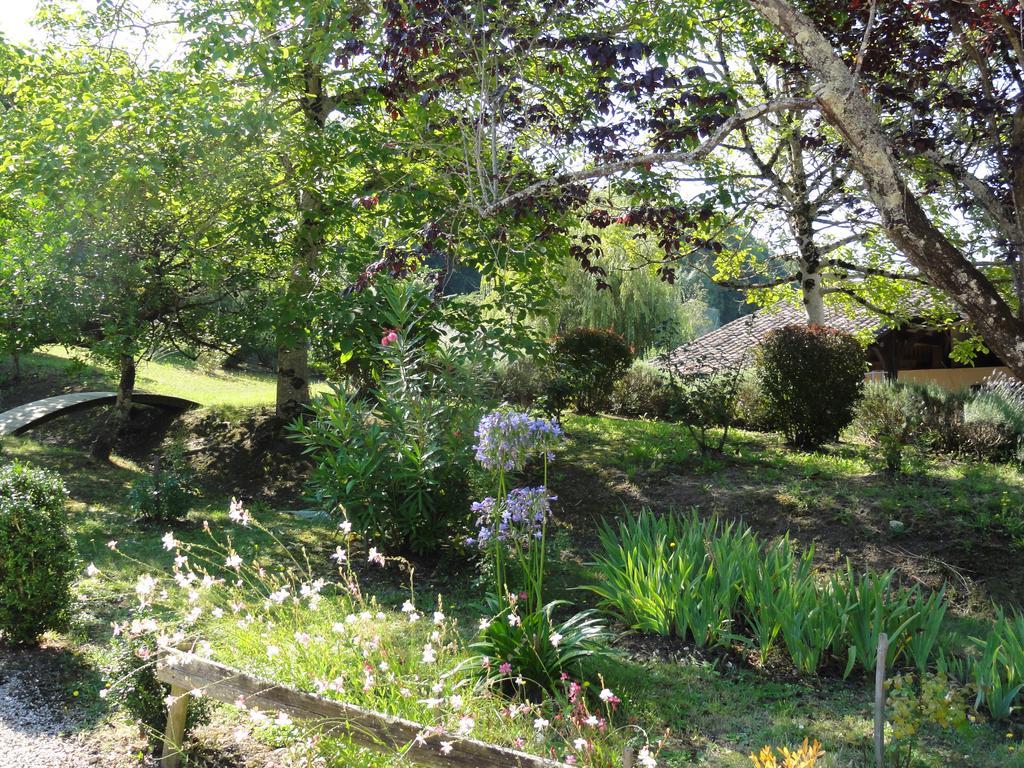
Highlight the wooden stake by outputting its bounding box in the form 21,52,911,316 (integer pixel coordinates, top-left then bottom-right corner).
622,746,634,768
874,633,889,768
159,685,191,768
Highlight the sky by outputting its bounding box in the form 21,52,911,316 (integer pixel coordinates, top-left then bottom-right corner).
0,0,43,44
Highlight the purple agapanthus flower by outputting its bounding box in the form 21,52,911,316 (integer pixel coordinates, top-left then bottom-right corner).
466,487,554,551
473,410,564,471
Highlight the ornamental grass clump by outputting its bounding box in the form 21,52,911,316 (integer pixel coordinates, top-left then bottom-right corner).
469,408,610,695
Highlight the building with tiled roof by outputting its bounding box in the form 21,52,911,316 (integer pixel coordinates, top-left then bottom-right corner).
660,302,1010,390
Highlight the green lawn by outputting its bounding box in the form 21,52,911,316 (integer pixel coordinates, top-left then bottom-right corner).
3,346,327,408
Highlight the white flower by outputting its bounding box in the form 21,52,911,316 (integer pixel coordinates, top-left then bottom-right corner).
638,745,657,767
106,540,118,550
478,617,491,631
367,547,384,565
267,645,280,658
161,532,177,551
225,552,243,569
433,611,445,625
422,643,437,664
550,631,563,648
584,715,599,727
599,688,615,702
574,737,589,751
508,613,521,627
331,546,347,563
419,697,443,709
402,600,416,614
533,717,549,731
85,562,99,577
440,741,453,755
339,520,352,535
274,712,292,727
98,688,109,699
174,554,188,568
448,694,463,709
229,498,251,526
456,716,474,736
135,574,157,598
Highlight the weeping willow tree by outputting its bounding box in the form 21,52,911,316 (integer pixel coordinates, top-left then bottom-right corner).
542,227,713,357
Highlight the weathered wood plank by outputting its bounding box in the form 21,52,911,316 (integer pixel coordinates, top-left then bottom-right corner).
156,646,571,768
159,684,190,768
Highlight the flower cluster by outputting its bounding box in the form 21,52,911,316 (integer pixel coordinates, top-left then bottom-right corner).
466,487,553,550
473,410,564,471
380,328,399,346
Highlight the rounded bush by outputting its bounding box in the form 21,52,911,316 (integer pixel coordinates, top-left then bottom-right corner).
0,461,75,645
126,465,199,523
609,361,672,419
756,324,865,449
551,327,634,415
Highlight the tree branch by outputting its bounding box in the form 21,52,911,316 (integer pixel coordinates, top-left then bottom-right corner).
481,97,815,215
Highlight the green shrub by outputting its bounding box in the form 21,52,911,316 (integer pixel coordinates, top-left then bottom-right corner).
961,374,1024,461
292,333,480,554
756,324,865,449
853,381,924,472
126,463,199,523
493,357,546,408
734,368,772,431
108,628,211,748
608,361,672,419
668,367,742,454
901,382,968,453
551,327,633,415
961,394,1018,460
0,461,75,645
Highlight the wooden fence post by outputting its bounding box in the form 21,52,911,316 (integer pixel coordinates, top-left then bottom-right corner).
622,745,634,768
874,633,889,768
159,684,191,768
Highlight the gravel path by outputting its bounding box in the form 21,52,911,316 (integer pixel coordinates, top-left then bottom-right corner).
0,647,130,768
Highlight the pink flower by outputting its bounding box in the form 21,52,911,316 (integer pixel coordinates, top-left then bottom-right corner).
498,662,513,675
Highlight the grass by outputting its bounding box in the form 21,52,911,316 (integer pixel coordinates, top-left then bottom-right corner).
3,346,327,408
3,369,1024,766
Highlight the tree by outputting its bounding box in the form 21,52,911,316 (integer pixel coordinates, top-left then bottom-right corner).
2,45,274,456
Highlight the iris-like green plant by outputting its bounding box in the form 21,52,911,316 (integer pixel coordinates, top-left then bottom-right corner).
968,607,1024,719
587,509,955,680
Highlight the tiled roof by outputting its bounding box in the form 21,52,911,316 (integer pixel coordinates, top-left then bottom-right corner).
660,303,883,374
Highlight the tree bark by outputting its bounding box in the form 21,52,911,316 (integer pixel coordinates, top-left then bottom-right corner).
91,353,136,460
274,57,329,421
744,0,1024,376
10,350,20,382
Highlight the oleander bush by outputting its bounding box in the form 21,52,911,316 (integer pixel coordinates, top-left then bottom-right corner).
551,328,633,415
756,324,865,449
292,330,480,554
0,461,75,645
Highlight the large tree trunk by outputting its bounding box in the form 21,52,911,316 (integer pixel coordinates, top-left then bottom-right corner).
274,60,329,422
91,353,136,461
745,0,1024,376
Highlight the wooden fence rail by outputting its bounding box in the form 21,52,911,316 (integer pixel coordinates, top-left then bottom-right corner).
155,645,573,768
